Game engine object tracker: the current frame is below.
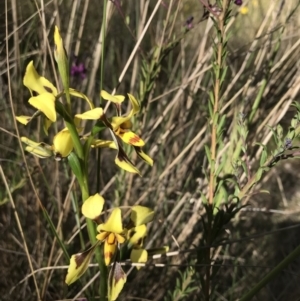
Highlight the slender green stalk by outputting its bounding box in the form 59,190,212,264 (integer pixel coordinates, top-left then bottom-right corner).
97,0,107,192
97,1,108,300
205,1,230,300
240,243,300,301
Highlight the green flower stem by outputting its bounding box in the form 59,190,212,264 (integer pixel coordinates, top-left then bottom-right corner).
240,243,300,301
56,101,107,299
97,0,109,300
206,1,230,300
81,157,108,301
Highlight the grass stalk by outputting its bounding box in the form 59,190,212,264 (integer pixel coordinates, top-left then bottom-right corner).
240,243,300,301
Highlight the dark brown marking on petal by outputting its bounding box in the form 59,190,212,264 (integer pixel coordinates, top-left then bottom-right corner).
43,86,53,93
74,245,97,268
136,237,144,247
74,253,85,268
134,146,141,153
117,154,124,162
113,262,126,282
128,229,136,238
118,146,134,164
100,114,113,130
105,251,113,260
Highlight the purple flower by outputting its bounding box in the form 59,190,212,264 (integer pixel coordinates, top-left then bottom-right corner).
71,57,87,79
185,16,194,30
234,0,243,5
110,0,121,9
285,138,292,149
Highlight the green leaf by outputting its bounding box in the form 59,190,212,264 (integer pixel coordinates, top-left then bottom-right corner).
255,168,263,182
276,124,283,140
260,149,268,167
68,152,84,187
91,120,107,136
217,115,226,135
220,66,228,85
204,145,212,165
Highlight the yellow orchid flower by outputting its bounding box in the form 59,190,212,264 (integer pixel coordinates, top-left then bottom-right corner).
125,206,155,269
101,90,145,147
23,61,58,122
65,193,105,285
65,197,158,301
102,91,153,166
76,91,153,170
18,60,94,128
96,208,126,266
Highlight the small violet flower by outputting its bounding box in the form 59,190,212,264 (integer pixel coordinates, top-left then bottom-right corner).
234,0,243,5
185,16,194,30
71,57,87,79
285,138,292,150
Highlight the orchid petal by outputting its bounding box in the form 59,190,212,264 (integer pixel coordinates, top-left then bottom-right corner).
98,208,123,234
53,129,73,157
115,233,126,244
130,249,148,269
108,262,126,301
23,61,57,96
128,224,147,248
24,146,53,158
115,156,140,174
75,108,104,120
127,93,140,116
16,115,32,125
118,130,145,147
134,147,153,166
91,139,117,149
104,233,117,265
65,244,98,285
43,118,53,135
28,93,56,122
147,246,169,256
111,116,131,130
82,193,105,220
70,88,94,109
96,231,109,241
101,90,125,104
21,137,53,158
131,206,154,226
